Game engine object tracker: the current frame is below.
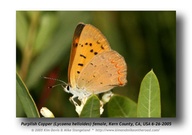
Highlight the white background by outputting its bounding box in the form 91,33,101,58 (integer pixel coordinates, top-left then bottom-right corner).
0,0,191,134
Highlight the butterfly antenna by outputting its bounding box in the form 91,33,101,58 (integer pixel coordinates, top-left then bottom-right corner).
41,76,68,86
48,83,65,89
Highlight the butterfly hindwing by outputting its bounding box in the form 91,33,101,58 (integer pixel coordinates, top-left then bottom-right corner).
76,50,127,94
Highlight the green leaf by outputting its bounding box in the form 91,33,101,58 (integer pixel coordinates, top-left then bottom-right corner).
107,94,137,117
137,70,161,117
16,93,25,117
16,11,29,49
16,73,40,117
80,95,100,118
34,13,59,55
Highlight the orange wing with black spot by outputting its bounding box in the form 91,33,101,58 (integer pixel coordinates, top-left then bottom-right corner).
68,23,111,88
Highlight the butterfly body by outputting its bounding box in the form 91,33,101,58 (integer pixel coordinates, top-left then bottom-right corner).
65,23,127,101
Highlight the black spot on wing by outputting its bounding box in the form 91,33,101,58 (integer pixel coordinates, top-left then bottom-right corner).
90,49,93,52
78,63,84,66
80,54,86,59
96,41,100,44
74,43,78,47
101,45,104,49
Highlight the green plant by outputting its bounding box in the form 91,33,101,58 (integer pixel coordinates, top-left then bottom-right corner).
16,73,40,117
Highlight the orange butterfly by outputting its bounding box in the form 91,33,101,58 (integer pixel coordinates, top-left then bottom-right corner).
64,22,127,104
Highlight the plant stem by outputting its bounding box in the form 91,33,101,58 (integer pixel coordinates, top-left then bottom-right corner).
19,12,40,81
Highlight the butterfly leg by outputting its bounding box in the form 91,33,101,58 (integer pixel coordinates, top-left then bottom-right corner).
69,96,88,116
75,97,88,116
69,96,79,107
69,97,81,115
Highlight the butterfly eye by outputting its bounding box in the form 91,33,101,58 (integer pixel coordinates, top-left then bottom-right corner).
63,85,71,93
66,85,70,91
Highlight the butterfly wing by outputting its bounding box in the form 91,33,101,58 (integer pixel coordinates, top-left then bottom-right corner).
76,50,127,94
68,23,111,88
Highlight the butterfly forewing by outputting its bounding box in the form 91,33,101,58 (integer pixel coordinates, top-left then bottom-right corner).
68,23,85,83
68,23,111,88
